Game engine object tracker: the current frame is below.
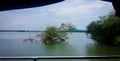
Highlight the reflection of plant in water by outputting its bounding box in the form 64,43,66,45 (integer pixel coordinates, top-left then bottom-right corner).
23,32,36,42
43,42,76,56
23,38,35,42
36,23,77,44
86,44,120,61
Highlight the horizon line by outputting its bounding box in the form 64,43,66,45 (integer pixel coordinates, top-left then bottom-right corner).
0,30,86,32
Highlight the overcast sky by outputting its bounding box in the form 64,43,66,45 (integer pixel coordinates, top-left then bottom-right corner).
0,0,114,30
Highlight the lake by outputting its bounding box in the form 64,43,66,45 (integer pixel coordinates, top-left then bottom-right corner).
0,32,120,61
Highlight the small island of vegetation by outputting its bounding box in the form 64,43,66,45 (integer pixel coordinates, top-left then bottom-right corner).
36,23,77,44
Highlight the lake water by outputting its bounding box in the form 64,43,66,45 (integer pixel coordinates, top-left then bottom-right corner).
0,32,120,61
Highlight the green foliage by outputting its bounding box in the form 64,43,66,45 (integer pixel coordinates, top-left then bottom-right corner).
39,23,77,44
45,26,59,38
86,13,120,45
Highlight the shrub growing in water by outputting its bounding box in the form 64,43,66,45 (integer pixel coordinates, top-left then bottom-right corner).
37,23,77,44
86,13,120,45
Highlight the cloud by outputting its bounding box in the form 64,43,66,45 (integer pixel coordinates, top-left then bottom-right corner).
48,0,113,16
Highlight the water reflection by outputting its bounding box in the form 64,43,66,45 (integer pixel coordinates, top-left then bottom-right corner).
86,43,120,56
23,38,36,42
84,43,120,61
43,42,76,56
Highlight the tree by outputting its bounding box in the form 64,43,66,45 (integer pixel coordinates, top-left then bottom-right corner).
86,13,120,45
37,23,77,44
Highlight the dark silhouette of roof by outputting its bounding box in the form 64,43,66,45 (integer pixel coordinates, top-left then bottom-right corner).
0,0,64,11
103,0,120,17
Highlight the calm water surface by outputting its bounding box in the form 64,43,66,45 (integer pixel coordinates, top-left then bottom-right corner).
0,32,120,61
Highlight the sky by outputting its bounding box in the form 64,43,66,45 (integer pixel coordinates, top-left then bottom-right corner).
0,0,114,30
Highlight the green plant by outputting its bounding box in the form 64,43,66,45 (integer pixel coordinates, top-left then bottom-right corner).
38,23,77,44
86,13,120,45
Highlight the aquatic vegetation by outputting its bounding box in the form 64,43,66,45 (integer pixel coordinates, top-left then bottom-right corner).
37,23,77,44
86,13,120,46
